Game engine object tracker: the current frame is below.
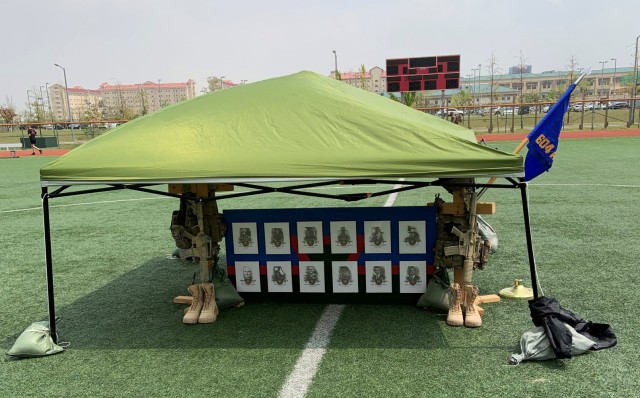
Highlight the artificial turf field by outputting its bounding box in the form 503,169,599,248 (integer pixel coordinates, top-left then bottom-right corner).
1,136,639,397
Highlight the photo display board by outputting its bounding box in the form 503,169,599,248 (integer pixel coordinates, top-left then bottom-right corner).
224,206,437,303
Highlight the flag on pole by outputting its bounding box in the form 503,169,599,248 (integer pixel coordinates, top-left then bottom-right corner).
524,83,577,181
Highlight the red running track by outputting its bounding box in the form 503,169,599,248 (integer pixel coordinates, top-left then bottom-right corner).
2,129,640,158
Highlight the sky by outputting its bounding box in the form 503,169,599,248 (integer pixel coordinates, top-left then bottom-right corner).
2,0,639,113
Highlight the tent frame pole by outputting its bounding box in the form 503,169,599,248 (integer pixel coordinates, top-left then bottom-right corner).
41,187,58,343
39,177,535,343
519,180,539,298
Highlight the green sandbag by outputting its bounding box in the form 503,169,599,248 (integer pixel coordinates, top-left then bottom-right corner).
211,267,244,310
416,267,451,312
7,321,64,359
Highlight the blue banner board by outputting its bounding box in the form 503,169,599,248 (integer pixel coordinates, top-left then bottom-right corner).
223,206,437,303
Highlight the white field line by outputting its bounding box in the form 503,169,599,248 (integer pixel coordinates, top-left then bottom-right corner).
278,304,345,398
278,179,403,398
3,182,639,216
0,184,398,215
383,178,405,207
0,196,168,214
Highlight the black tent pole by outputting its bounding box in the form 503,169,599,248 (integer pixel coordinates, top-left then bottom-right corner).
519,181,539,298
41,187,57,343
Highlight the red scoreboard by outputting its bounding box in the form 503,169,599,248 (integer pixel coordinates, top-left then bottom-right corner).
386,55,460,93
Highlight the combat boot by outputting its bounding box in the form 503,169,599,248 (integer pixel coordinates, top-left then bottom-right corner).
446,283,464,326
464,284,482,328
183,284,203,324
198,282,219,324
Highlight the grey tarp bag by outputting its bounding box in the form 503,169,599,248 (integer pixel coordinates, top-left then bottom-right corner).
510,324,596,365
477,215,498,254
7,321,65,359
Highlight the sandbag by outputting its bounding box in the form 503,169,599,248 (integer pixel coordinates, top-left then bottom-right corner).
416,267,451,312
211,267,244,310
7,321,65,359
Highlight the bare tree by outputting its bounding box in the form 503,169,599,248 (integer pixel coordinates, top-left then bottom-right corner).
486,53,501,133
515,50,528,129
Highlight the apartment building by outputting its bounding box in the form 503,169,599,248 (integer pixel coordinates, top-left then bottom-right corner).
330,66,387,94
330,65,636,108
470,66,636,103
48,79,197,122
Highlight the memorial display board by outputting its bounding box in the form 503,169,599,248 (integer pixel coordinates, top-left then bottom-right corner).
224,206,437,303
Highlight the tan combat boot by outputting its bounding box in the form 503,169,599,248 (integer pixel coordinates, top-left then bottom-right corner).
464,284,482,328
183,284,203,324
198,282,219,324
446,283,464,326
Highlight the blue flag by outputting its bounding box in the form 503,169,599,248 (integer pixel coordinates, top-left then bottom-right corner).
524,83,577,181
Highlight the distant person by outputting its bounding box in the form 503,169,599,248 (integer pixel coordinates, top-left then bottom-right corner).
27,126,42,155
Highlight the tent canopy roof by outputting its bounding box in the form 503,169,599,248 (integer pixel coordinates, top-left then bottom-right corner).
40,71,523,186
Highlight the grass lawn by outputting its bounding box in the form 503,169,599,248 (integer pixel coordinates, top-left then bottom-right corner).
1,137,639,397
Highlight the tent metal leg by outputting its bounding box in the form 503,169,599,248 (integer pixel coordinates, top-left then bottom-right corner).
41,187,57,343
519,181,539,298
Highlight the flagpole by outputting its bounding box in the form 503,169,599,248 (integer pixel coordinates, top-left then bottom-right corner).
480,73,587,192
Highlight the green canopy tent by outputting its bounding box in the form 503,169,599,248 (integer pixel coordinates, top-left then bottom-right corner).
39,71,539,341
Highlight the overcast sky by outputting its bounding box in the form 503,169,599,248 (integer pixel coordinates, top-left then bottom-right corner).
2,0,639,112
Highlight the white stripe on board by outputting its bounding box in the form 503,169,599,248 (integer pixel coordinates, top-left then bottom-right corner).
278,304,345,398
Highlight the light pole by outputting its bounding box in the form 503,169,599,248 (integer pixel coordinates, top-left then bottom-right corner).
477,63,482,105
629,34,640,127
332,50,338,78
610,58,617,99
54,63,74,141
598,60,608,98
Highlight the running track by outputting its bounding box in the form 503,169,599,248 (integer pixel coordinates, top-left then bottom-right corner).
2,129,640,158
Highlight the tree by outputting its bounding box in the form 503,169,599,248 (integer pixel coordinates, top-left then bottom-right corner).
0,97,17,127
359,64,367,90
619,72,640,97
207,76,225,92
486,53,501,133
335,70,342,81
388,93,400,102
515,50,528,129
402,92,417,108
451,89,472,107
138,88,148,116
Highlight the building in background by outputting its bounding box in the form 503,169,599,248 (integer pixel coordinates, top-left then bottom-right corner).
48,79,196,122
330,66,386,94
99,80,196,118
508,65,532,75
329,65,634,107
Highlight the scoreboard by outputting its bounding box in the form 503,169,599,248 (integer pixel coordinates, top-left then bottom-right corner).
386,55,460,93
